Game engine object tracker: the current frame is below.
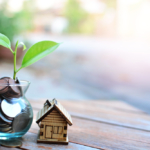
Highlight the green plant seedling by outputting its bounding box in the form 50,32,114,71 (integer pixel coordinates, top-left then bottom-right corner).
0,33,61,79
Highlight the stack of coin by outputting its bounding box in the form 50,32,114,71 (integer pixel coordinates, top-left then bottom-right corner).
0,77,31,137
0,109,13,133
0,78,9,95
0,98,22,133
0,77,22,133
3,78,22,100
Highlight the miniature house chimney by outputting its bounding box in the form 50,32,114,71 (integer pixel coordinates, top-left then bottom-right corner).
44,100,51,107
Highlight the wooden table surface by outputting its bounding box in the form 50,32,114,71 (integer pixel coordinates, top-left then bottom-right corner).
1,99,150,150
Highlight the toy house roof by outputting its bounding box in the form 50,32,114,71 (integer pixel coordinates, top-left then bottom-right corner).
36,99,73,126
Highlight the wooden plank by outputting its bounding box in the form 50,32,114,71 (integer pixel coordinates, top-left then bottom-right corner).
43,119,65,122
52,133,63,139
42,121,66,123
0,147,19,150
69,118,150,150
31,100,150,131
49,112,60,115
31,110,150,150
46,115,63,118
43,117,65,121
46,116,63,119
21,132,96,150
40,122,66,126
46,115,65,119
51,110,58,113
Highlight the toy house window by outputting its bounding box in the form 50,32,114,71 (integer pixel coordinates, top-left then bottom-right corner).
64,126,67,130
58,127,63,134
54,126,63,134
63,134,67,137
54,126,59,134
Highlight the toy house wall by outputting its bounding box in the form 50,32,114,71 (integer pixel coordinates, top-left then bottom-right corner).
39,109,68,141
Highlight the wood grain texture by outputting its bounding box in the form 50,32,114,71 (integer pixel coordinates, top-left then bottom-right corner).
30,112,150,150
22,132,96,150
69,117,150,150
31,100,150,131
29,99,150,150
0,147,19,150
52,133,63,139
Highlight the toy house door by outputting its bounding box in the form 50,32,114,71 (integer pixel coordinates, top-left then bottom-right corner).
45,126,53,138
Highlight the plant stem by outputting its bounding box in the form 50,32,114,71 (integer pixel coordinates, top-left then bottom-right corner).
13,52,17,80
13,41,19,80
10,48,14,54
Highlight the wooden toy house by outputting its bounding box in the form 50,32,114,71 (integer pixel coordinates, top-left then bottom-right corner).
36,99,73,144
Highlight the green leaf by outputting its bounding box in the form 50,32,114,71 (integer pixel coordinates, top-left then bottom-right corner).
19,42,26,50
20,41,60,69
0,33,11,49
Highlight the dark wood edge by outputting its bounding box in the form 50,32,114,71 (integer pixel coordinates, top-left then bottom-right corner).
37,141,68,145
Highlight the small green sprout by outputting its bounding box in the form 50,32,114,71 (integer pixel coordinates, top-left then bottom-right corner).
0,33,61,79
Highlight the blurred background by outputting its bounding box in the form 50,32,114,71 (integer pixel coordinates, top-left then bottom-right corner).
0,0,150,113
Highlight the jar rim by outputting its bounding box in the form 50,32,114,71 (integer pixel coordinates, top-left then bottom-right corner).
0,80,30,87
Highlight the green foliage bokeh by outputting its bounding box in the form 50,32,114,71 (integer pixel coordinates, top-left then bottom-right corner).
0,1,33,42
64,0,94,34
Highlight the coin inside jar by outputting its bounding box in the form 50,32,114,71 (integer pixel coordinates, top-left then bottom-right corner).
1,99,21,118
0,96,3,103
0,109,12,124
6,129,13,133
0,119,10,127
1,77,11,82
0,139,22,148
9,78,20,95
13,112,30,132
0,126,12,132
2,78,21,100
0,78,9,95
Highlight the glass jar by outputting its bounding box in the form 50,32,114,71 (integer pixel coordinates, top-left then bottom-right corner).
0,80,33,140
